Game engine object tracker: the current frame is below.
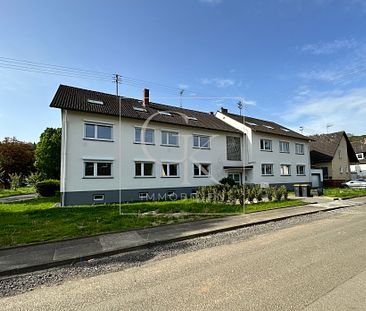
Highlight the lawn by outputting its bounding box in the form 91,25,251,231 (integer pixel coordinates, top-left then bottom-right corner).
0,186,36,198
0,197,305,247
323,188,366,198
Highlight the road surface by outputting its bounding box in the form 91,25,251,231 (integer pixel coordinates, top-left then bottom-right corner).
2,204,366,310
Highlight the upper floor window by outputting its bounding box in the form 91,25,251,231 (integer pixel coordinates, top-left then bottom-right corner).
279,141,290,153
280,164,291,176
357,153,364,159
193,163,210,177
296,165,306,176
135,161,154,177
338,150,342,159
84,161,112,178
340,166,343,174
161,131,179,147
260,139,272,151
227,136,241,161
295,143,304,155
134,127,155,144
193,135,210,149
84,123,112,141
261,164,273,176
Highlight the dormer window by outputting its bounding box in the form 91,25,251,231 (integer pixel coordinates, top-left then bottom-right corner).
158,111,172,116
133,107,148,112
87,99,104,105
187,116,198,121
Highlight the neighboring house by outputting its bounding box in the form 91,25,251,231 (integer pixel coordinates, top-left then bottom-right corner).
350,139,366,178
50,85,243,206
215,108,312,189
309,132,358,185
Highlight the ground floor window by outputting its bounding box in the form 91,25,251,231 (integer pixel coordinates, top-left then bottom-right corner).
135,162,154,177
228,173,242,184
162,163,179,177
194,163,210,177
296,165,306,176
84,162,112,178
261,164,273,176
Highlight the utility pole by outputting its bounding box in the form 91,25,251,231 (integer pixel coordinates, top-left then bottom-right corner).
179,89,184,108
114,74,120,96
237,100,243,116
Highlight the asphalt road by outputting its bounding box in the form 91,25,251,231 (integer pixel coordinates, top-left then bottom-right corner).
2,204,366,311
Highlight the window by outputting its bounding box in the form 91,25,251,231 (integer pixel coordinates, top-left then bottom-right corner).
280,164,291,176
193,163,210,177
295,143,304,155
93,194,105,201
135,162,154,177
261,164,273,176
279,141,290,153
162,163,179,177
338,150,342,159
134,127,155,144
357,153,364,159
340,166,343,174
281,128,290,132
84,162,112,178
193,135,210,149
260,139,272,151
228,173,241,185
296,165,306,176
133,107,147,112
161,131,179,146
158,111,172,116
346,166,349,173
87,99,103,105
84,123,112,140
187,116,198,121
263,125,274,129
245,121,257,126
227,136,241,161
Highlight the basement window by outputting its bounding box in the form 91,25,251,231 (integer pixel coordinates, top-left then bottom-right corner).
87,99,104,105
93,194,105,201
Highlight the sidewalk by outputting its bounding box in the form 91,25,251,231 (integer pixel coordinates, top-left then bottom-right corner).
0,198,364,277
0,193,37,203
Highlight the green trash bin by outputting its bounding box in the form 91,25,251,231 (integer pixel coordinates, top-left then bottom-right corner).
301,184,311,197
294,184,302,197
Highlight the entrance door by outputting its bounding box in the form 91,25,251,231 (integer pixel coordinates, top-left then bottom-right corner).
228,173,242,185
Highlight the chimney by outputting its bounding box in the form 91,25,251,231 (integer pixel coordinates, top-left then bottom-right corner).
143,88,149,107
220,107,228,114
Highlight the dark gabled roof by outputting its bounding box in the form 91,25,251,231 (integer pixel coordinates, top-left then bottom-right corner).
351,140,366,164
50,85,240,134
219,110,309,140
309,131,358,164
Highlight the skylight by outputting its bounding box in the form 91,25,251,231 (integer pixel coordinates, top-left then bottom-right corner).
245,121,257,126
87,99,104,105
158,111,172,116
187,116,198,121
281,128,290,132
133,106,148,112
263,125,274,129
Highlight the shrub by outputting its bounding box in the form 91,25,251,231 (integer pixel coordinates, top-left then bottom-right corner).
274,187,283,202
280,185,288,200
26,172,43,187
36,179,60,197
9,173,22,190
219,177,236,187
228,187,237,205
255,185,263,202
266,187,273,201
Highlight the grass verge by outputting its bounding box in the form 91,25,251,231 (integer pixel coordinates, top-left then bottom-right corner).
0,187,36,198
0,197,305,247
323,188,366,198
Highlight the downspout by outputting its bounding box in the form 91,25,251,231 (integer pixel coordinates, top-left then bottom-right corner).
61,109,68,206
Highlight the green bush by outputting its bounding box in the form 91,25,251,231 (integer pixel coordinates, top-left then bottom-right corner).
9,173,22,190
219,177,236,187
274,187,283,202
36,179,60,197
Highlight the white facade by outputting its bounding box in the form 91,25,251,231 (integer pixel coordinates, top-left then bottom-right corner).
215,111,312,186
61,110,242,205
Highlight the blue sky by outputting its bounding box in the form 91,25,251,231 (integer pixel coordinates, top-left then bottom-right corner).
1,0,366,142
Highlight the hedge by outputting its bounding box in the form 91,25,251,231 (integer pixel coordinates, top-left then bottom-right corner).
35,179,60,197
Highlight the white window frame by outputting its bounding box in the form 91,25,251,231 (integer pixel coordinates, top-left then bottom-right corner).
260,139,272,151
261,163,274,176
279,141,290,153
161,131,179,147
228,173,241,185
296,165,306,176
84,122,113,141
161,163,179,177
280,164,291,176
193,134,210,149
295,143,305,155
134,127,155,145
193,163,211,177
135,161,155,177
357,153,364,159
83,161,113,178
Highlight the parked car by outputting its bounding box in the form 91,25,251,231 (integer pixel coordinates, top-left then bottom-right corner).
340,179,366,189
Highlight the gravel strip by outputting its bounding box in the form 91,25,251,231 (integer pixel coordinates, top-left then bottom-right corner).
0,208,344,298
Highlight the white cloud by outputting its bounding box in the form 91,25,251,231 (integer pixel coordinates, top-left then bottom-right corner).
281,87,366,135
298,70,342,82
199,0,222,4
200,77,236,88
301,39,358,55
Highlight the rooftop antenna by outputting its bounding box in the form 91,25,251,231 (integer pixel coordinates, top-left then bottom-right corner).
179,89,184,108
326,123,333,133
237,100,243,116
299,126,304,134
114,74,121,96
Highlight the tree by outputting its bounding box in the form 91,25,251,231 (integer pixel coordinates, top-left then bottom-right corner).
0,137,35,187
35,128,61,179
